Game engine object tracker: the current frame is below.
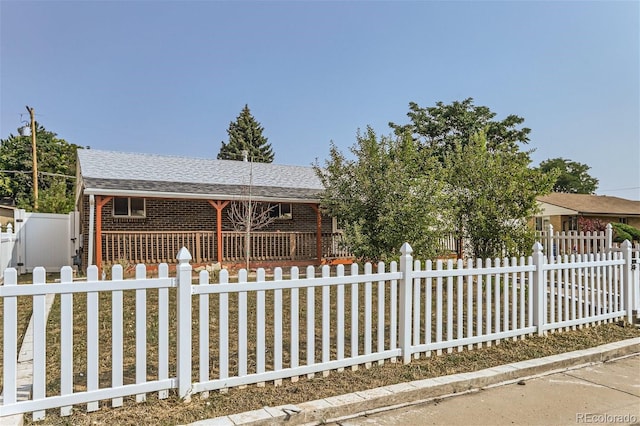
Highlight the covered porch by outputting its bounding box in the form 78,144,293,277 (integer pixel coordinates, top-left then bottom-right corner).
87,195,352,272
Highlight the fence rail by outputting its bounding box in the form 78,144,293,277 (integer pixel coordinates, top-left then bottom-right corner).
0,240,637,420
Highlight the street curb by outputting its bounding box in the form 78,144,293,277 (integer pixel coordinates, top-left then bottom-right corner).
187,337,640,426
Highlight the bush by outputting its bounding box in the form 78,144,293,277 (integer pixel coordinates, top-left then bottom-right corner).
611,222,640,243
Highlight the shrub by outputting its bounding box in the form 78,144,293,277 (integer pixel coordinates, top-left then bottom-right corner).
611,222,640,243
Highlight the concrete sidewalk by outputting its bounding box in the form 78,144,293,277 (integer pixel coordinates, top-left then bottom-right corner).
338,354,640,426
190,337,640,426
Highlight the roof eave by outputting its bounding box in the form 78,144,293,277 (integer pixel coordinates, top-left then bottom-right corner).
81,188,320,204
575,212,640,217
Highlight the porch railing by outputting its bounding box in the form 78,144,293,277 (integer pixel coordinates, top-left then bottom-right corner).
101,230,352,265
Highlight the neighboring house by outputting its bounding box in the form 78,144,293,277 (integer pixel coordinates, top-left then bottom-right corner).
75,149,347,272
534,193,640,232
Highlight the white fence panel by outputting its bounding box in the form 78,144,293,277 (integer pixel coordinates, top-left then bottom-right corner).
410,256,537,356
542,252,626,331
0,265,175,418
538,226,609,258
189,260,403,395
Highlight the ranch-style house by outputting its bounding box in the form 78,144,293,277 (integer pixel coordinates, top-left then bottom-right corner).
75,149,349,272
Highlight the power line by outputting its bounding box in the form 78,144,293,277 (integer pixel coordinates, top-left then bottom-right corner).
598,186,640,192
0,170,76,179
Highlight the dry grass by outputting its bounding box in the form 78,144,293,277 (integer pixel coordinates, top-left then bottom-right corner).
26,322,640,426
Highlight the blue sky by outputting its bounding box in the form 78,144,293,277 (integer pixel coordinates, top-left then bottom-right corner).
1,1,638,200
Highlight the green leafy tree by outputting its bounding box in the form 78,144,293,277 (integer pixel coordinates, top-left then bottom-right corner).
445,131,555,259
538,157,598,194
319,99,554,260
217,105,274,163
389,99,551,258
389,98,531,160
315,127,448,262
38,178,76,214
0,123,81,213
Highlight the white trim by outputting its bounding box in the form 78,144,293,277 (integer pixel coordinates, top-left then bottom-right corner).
536,201,577,216
88,195,94,266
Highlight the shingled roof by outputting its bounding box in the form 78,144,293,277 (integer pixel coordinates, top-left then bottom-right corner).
77,150,324,202
537,193,640,216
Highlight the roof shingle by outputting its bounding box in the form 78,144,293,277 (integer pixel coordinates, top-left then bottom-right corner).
537,193,640,216
78,150,323,201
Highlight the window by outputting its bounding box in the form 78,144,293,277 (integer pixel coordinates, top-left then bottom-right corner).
113,197,145,217
536,217,550,231
269,203,292,220
619,217,628,225
535,217,543,231
563,216,578,232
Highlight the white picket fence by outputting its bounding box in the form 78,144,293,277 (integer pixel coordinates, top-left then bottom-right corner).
535,223,638,258
0,240,637,420
537,224,640,311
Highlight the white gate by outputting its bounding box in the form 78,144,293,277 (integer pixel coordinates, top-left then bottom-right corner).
13,209,79,273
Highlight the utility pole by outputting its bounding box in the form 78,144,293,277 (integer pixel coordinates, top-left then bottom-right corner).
26,106,38,210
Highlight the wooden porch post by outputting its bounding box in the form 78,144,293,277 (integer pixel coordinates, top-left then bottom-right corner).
310,204,322,261
208,200,230,263
95,195,113,276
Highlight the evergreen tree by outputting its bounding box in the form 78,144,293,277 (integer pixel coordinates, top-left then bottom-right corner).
217,105,274,162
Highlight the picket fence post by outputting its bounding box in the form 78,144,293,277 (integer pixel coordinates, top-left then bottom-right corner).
2,268,18,406
605,223,613,254
398,242,413,364
176,247,193,400
545,224,554,262
532,242,546,336
621,240,633,324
